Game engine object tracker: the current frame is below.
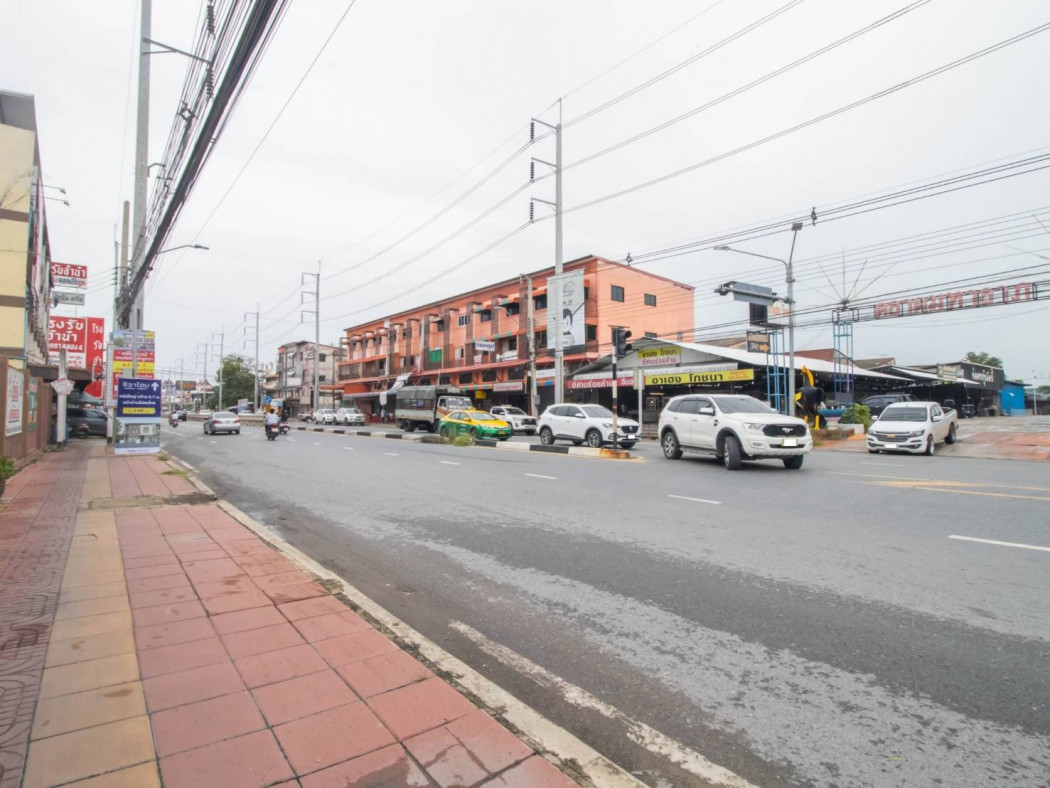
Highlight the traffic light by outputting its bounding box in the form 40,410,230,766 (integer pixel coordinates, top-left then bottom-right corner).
612,328,632,357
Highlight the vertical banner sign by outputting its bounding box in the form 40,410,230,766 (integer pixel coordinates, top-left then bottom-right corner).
547,269,585,350
48,317,88,368
5,367,24,437
115,378,162,455
110,329,156,401
85,317,106,398
50,262,88,289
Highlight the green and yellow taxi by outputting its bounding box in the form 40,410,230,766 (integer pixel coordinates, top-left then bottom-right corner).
438,409,513,441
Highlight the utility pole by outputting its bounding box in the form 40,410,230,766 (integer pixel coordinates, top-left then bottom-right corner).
197,341,208,410
530,99,564,403
301,264,320,413
520,274,538,415
179,356,184,409
786,222,803,417
212,329,225,410
130,0,151,332
245,306,260,412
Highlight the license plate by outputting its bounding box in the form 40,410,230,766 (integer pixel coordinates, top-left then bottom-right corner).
884,443,897,449
782,438,798,447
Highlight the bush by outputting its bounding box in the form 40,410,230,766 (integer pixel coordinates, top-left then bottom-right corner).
840,403,872,430
451,434,473,447
0,456,15,482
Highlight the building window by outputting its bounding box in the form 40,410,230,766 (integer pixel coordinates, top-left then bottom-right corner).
319,374,327,382
479,310,492,323
584,287,590,300
457,314,470,327
644,293,657,307
506,336,517,351
435,320,445,332
645,332,657,338
536,330,547,346
586,324,597,341
439,375,451,386
534,294,547,310
459,373,473,384
505,303,520,316
482,369,498,382
455,346,465,360
611,285,625,302
319,352,327,362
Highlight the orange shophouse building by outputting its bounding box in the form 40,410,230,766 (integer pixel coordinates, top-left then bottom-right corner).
325,255,695,418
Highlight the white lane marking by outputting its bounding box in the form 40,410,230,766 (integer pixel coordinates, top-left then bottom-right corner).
440,460,461,466
525,473,557,480
286,438,296,442
313,442,322,446
668,494,721,505
451,621,756,788
948,535,1050,553
860,461,908,467
209,440,218,444
343,446,354,451
383,452,399,456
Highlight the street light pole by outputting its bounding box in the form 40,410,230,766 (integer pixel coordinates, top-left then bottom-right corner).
714,221,804,415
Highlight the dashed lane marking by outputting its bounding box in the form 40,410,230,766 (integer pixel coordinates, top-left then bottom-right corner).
949,535,1050,553
209,441,218,444
451,621,756,788
383,452,399,456
343,447,354,450
668,494,721,505
313,442,322,446
440,460,461,466
525,473,557,480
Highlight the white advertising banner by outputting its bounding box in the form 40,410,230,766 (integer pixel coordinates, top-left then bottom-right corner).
546,269,585,350
6,367,24,437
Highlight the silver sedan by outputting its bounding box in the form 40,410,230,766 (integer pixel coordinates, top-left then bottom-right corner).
204,412,241,435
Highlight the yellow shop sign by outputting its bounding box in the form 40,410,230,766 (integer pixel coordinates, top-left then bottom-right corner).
645,368,755,386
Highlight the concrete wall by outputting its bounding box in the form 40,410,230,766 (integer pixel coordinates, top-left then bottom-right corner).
0,124,35,358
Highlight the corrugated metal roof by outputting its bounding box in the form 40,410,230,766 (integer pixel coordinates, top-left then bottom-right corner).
670,340,906,380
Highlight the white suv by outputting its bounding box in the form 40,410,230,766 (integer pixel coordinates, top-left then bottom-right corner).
538,403,639,449
313,408,337,425
659,394,811,470
489,405,537,435
335,407,365,426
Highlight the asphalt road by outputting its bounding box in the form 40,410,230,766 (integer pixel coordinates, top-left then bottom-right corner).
162,423,1050,788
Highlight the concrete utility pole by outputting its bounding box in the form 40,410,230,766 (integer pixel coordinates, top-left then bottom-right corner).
530,100,564,403
130,0,151,332
521,274,538,416
212,330,224,409
301,264,320,413
245,306,259,411
197,341,208,409
786,222,803,418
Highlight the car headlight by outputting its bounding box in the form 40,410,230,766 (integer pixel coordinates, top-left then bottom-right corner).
743,422,765,432
909,429,925,437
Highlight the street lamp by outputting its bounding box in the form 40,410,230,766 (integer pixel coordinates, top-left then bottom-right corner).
157,244,209,254
715,221,804,415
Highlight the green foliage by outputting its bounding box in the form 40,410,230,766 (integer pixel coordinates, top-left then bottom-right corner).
206,356,256,409
0,455,16,482
451,434,473,447
964,351,1003,369
840,403,872,430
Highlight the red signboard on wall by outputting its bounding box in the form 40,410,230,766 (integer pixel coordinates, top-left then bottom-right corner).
85,317,105,397
51,262,89,289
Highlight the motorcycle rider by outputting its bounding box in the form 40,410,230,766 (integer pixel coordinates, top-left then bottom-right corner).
264,408,280,437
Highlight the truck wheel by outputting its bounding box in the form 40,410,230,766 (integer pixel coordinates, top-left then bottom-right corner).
925,436,935,456
403,421,414,433
586,430,603,448
539,427,554,445
662,430,682,460
945,424,957,444
723,435,743,470
783,455,804,470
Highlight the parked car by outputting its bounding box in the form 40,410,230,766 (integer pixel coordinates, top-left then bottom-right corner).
860,392,916,418
66,407,108,438
312,408,337,425
174,409,187,421
538,404,639,449
867,401,958,455
489,405,537,435
438,410,513,441
199,409,213,418
203,412,241,435
658,394,811,470
335,407,365,426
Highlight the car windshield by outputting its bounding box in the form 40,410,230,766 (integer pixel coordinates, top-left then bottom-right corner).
712,397,775,414
881,406,928,422
581,406,613,418
501,407,525,416
445,397,472,410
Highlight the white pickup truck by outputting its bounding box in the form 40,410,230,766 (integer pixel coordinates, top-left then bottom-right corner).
867,401,958,455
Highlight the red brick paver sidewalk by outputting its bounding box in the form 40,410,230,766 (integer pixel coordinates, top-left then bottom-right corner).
8,447,581,788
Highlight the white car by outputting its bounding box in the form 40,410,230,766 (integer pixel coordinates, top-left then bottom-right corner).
538,403,639,449
313,408,337,425
867,401,958,455
489,405,537,435
335,407,365,426
658,394,811,470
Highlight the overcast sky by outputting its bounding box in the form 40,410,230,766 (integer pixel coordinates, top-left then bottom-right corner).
6,0,1050,386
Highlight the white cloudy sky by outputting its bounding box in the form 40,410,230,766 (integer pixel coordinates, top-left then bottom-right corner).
6,0,1050,385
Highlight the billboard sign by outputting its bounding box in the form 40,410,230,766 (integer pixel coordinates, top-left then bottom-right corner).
53,291,86,306
547,269,585,350
746,331,771,354
114,378,162,455
48,317,87,354
51,262,88,289
5,367,24,437
474,340,496,352
766,300,791,327
112,329,155,351
645,368,755,386
85,318,105,397
637,346,681,367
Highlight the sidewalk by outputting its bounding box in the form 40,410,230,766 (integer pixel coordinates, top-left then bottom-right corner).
0,443,582,788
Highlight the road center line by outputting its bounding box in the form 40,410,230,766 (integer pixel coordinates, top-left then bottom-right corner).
440,460,461,466
450,621,755,788
313,442,322,446
668,494,721,505
525,473,557,480
343,447,354,451
383,452,399,456
948,535,1050,553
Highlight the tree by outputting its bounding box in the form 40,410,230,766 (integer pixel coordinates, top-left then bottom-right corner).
964,351,1003,369
207,355,256,409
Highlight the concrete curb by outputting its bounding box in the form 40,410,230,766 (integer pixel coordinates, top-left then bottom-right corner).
164,450,644,788
291,425,632,459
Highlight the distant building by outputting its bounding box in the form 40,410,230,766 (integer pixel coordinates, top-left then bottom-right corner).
277,341,343,415
328,255,696,417
0,90,56,460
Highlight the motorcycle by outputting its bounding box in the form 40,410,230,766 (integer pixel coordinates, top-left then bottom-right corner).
279,422,290,435
169,414,179,428
265,423,279,441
